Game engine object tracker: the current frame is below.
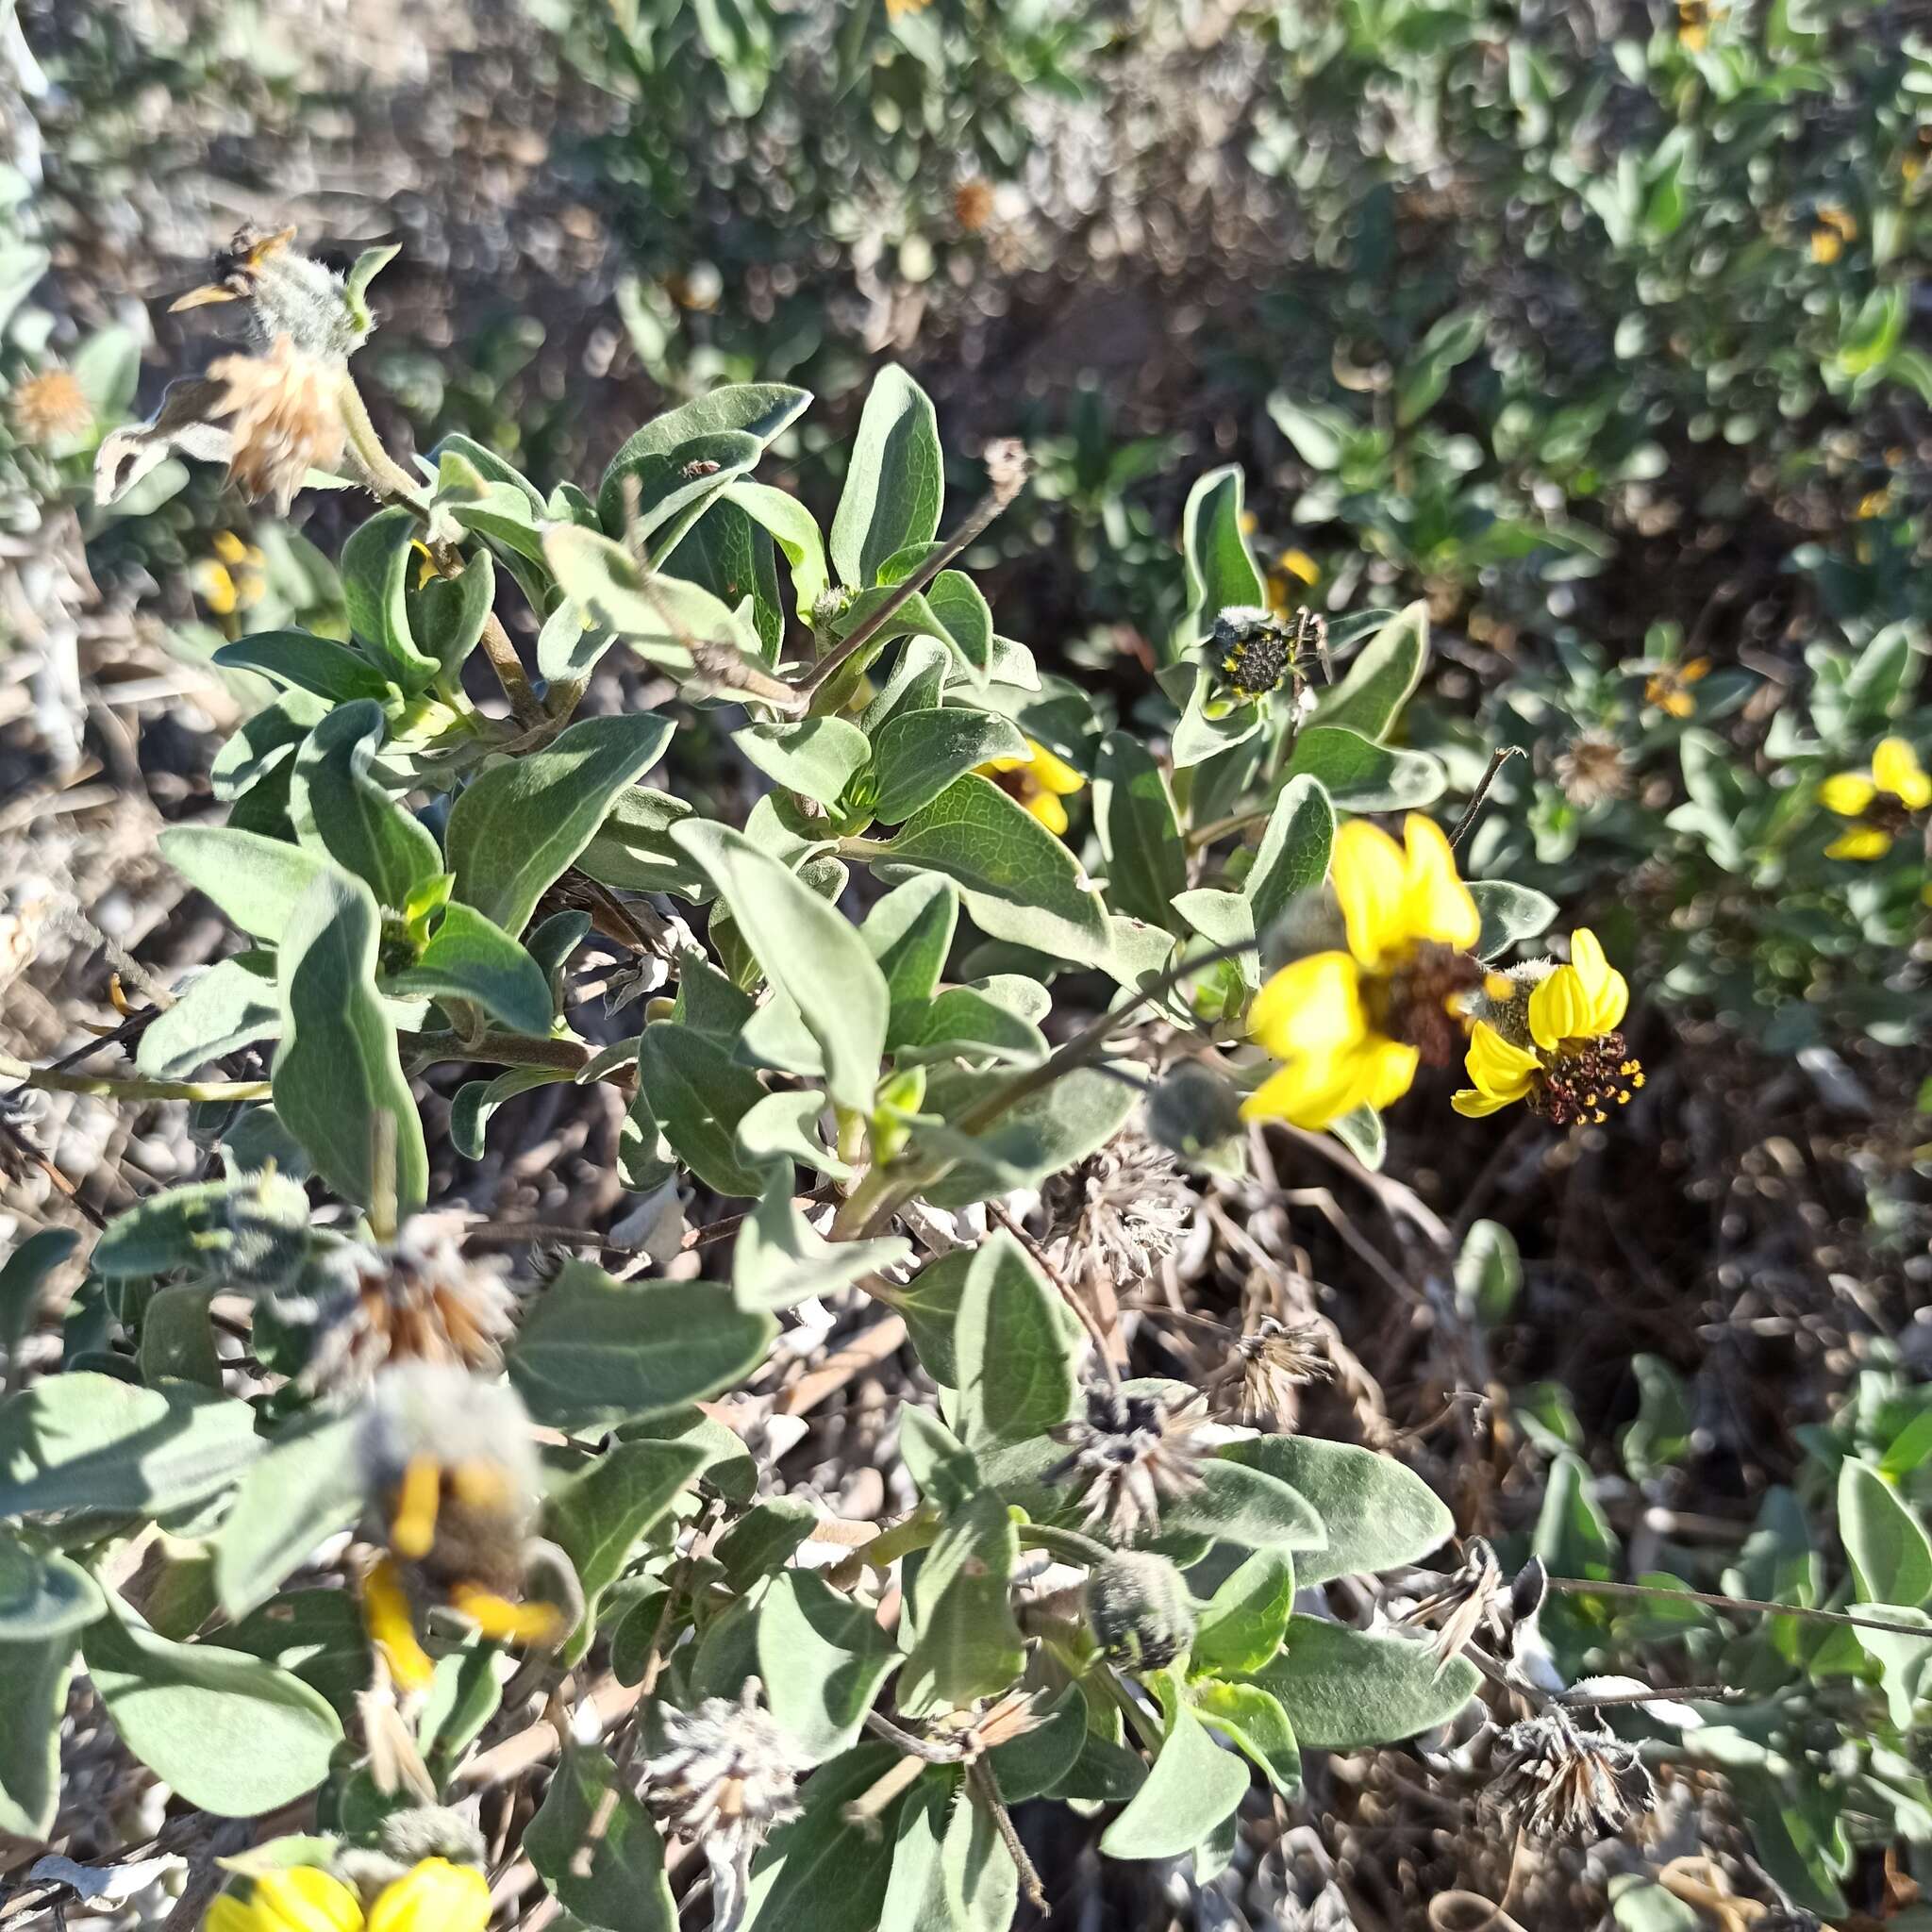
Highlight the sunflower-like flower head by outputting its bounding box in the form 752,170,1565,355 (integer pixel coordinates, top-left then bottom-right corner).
354,1364,561,1690
1818,735,1929,860
975,737,1086,836
1453,929,1643,1127
1207,605,1320,706
207,1858,491,1932
1243,813,1482,1130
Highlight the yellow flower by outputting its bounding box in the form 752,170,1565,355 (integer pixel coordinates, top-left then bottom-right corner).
1453,929,1643,1127
207,1867,365,1932
1243,814,1480,1131
366,1859,491,1932
1819,736,1930,860
1809,205,1857,264
1675,0,1719,49
192,532,268,618
977,739,1085,836
1265,547,1321,618
1643,657,1709,718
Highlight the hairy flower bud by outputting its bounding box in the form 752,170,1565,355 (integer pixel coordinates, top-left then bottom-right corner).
1083,1550,1197,1671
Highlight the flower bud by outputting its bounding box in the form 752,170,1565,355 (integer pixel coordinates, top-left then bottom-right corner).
1083,1549,1197,1671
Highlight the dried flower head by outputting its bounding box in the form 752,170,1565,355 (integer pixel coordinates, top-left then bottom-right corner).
1222,1315,1330,1426
642,1680,810,1932
10,367,92,446
1490,1706,1657,1840
955,179,996,232
1398,1536,1506,1672
355,1364,558,1688
1553,731,1630,809
274,1213,517,1393
205,335,349,511
1041,1132,1193,1291
1045,1385,1211,1541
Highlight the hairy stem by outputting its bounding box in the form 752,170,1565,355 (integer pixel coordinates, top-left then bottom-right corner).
0,1053,270,1104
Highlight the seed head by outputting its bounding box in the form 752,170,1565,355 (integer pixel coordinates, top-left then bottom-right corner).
1045,1385,1210,1542
1040,1133,1193,1291
1224,1316,1330,1426
204,335,348,511
1397,1536,1507,1672
642,1681,810,1932
10,368,92,446
1490,1706,1657,1840
1553,731,1630,809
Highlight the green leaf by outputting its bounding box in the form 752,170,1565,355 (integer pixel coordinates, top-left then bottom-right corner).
341,506,439,692
527,1745,675,1932
387,901,553,1036
1191,1550,1296,1675
212,1414,365,1619
734,717,872,806
925,570,993,684
1469,879,1558,960
1191,1678,1301,1795
1094,730,1187,927
597,384,810,529
728,479,830,613
874,774,1110,966
878,1774,1016,1932
1286,725,1444,810
1221,1438,1453,1586
1097,1698,1249,1859
547,1439,706,1624
447,711,675,936
955,1232,1076,1446
90,1172,309,1279
1840,1459,1932,1607
921,1063,1136,1209
1454,1219,1522,1325
1836,283,1907,382
508,1262,775,1428
731,1181,909,1311
868,708,1026,826
863,874,959,1043
576,786,702,899
1315,601,1428,740
1162,1457,1327,1553
418,1642,504,1777
758,1569,901,1757
1250,1615,1478,1748
1174,464,1266,656
900,1491,1024,1714
548,525,766,673
986,1683,1088,1801
1725,1764,1848,1918
213,630,393,706
137,1284,219,1389
1622,1355,1693,1482
343,242,399,332
272,871,428,1215
1171,667,1262,770
1243,774,1335,936
904,986,1048,1065
596,429,763,555
830,365,943,589
0,1634,75,1837
0,1230,79,1374
675,821,890,1113
639,1024,770,1195
0,1536,105,1641
158,825,334,944
0,1374,260,1519
741,1743,904,1932
288,700,441,909
83,1604,342,1816
136,958,280,1078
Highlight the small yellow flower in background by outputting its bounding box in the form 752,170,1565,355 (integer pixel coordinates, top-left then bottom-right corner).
206,1858,490,1932
1819,735,1931,859
1243,814,1481,1131
192,530,268,619
1675,0,1722,50
977,738,1086,836
1643,657,1709,718
1809,205,1858,264
1855,488,1890,521
1453,929,1644,1127
1265,547,1321,619
207,1866,364,1932
365,1858,491,1932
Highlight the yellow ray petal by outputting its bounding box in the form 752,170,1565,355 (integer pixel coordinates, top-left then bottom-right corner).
449,1584,563,1646
1873,737,1931,810
362,1558,435,1693
1825,824,1893,860
1567,928,1628,1033
1248,951,1366,1061
1527,965,1591,1051
1465,1022,1541,1099
1025,740,1086,795
1331,819,1409,968
1818,771,1877,818
247,1869,367,1932
367,1860,491,1932
1399,814,1480,950
1025,790,1070,837
389,1455,441,1560
1452,1087,1517,1117
1358,1034,1421,1112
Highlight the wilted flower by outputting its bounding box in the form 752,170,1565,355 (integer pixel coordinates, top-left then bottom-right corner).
1454,929,1643,1126
1046,1385,1210,1541
355,1363,558,1690
1398,1536,1507,1672
1818,735,1929,860
1208,606,1320,706
1244,813,1481,1130
955,179,996,231
1553,731,1630,809
9,366,92,446
274,1212,518,1393
1642,657,1708,719
207,1859,489,1932
1040,1132,1193,1290
1218,1315,1330,1425
642,1680,810,1932
1490,1706,1657,1840
976,737,1086,836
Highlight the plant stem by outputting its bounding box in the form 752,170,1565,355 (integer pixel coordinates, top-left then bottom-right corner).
336,375,430,512
1541,1573,1928,1640
1018,1522,1114,1569
0,1053,270,1104
1448,744,1527,851
477,612,545,730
